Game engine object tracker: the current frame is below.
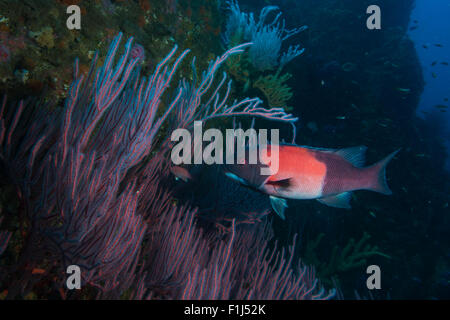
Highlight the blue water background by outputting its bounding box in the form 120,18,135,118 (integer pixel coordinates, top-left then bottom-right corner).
408,0,450,169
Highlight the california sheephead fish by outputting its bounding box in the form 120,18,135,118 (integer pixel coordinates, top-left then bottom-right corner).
168,164,271,223
223,144,400,220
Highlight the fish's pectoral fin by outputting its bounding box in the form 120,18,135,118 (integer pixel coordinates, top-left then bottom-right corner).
317,192,352,209
270,196,288,220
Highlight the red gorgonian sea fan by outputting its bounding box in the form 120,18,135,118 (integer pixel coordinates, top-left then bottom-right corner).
0,33,333,299
130,43,145,61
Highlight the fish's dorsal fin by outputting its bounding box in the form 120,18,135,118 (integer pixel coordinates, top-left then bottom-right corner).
300,145,367,167
269,196,288,220
334,146,367,167
300,146,367,168
317,192,352,209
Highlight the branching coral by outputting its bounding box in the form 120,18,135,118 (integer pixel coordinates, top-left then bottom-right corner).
0,32,331,300
254,72,293,111
223,0,307,72
222,1,301,113
178,223,334,300
133,197,334,300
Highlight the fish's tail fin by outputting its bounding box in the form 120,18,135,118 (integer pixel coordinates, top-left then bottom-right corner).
365,149,400,195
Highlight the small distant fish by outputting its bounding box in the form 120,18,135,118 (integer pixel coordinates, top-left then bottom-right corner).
350,103,360,111
32,268,46,275
409,26,418,31
396,87,411,93
336,116,346,120
422,44,428,49
413,20,419,24
170,166,192,182
431,61,437,66
444,98,448,102
434,104,448,109
434,44,444,47
225,145,400,219
441,62,448,66
432,72,437,78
